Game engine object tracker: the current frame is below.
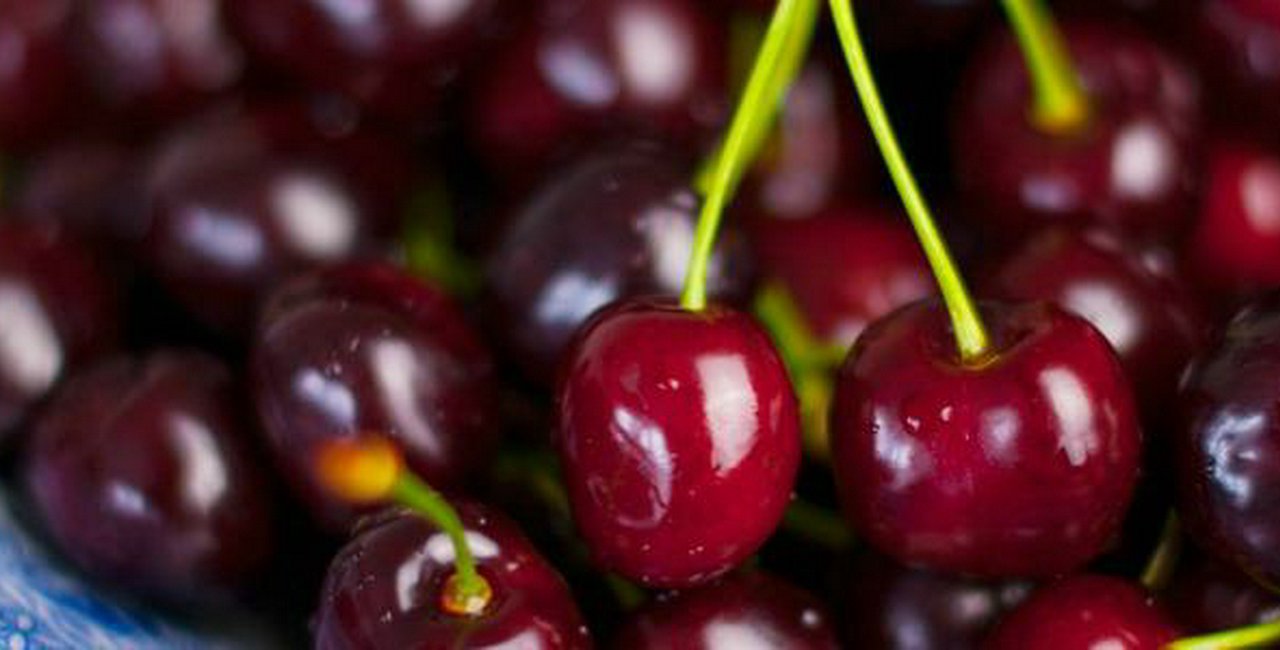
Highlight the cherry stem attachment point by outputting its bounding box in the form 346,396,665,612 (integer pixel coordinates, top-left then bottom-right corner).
1000,0,1089,134
681,0,819,311
315,438,491,617
1167,619,1280,650
828,0,990,362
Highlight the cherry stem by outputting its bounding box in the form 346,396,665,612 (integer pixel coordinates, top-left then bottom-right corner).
1167,619,1280,650
681,0,819,311
1000,0,1089,134
828,0,990,362
783,498,854,550
1139,513,1180,591
403,178,479,296
390,472,491,615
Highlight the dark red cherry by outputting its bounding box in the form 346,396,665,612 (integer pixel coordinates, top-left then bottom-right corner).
838,551,1032,650
860,0,992,50
953,23,1201,241
740,53,875,219
484,143,755,386
227,0,498,123
1160,550,1280,634
1179,0,1280,138
749,205,932,348
613,572,838,649
24,351,275,605
252,262,498,531
984,575,1180,649
312,502,592,649
1186,142,1280,308
1175,293,1280,591
557,299,799,587
831,300,1142,578
142,105,407,335
0,222,118,441
983,227,1207,429
466,0,728,183
70,0,244,122
0,0,84,149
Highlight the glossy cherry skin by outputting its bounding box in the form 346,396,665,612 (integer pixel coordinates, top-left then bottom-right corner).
1180,0,1280,138
613,572,838,649
484,143,755,386
15,140,148,253
142,105,407,335
312,503,592,649
1175,294,1280,591
23,351,275,605
983,227,1207,429
1160,550,1280,634
750,206,932,348
831,300,1142,578
252,262,498,531
0,222,118,441
953,24,1201,241
70,0,244,122
557,299,800,587
466,0,727,183
227,0,498,123
838,551,1031,650
0,0,83,149
984,576,1180,649
1186,142,1280,307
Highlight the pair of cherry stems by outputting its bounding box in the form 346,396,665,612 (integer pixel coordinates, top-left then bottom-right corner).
329,1,1279,646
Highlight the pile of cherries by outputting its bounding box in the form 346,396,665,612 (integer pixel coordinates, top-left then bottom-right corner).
3,0,1280,648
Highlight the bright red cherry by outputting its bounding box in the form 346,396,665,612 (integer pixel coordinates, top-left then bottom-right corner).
557,299,799,588
1175,293,1280,591
838,550,1031,650
313,503,592,649
483,143,755,386
750,205,932,348
613,572,838,649
24,351,275,605
466,0,728,183
831,300,1142,578
953,23,1201,241
1160,549,1280,635
983,227,1208,429
227,0,499,123
0,222,118,441
71,0,244,122
0,0,84,150
1186,142,1280,309
252,262,498,531
984,575,1180,649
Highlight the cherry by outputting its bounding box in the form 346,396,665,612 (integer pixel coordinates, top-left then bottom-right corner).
557,299,799,587
1175,293,1280,591
0,222,118,441
227,0,499,124
1160,550,1280,635
982,227,1208,429
70,0,244,123
984,575,1180,649
613,572,839,649
831,300,1142,577
312,503,592,649
837,551,1032,650
1185,142,1280,309
23,351,275,605
465,0,728,184
141,104,408,335
252,262,498,531
860,0,992,50
483,142,755,387
0,0,84,150
953,22,1201,241
1178,0,1280,139
750,205,932,348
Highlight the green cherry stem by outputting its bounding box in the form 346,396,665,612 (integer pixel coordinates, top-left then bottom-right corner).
783,498,854,550
390,472,490,613
681,0,819,311
403,178,480,296
828,0,990,362
1167,619,1280,650
1000,0,1089,134
1139,513,1181,591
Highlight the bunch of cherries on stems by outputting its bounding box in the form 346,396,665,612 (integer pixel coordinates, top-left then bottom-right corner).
4,0,1280,647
